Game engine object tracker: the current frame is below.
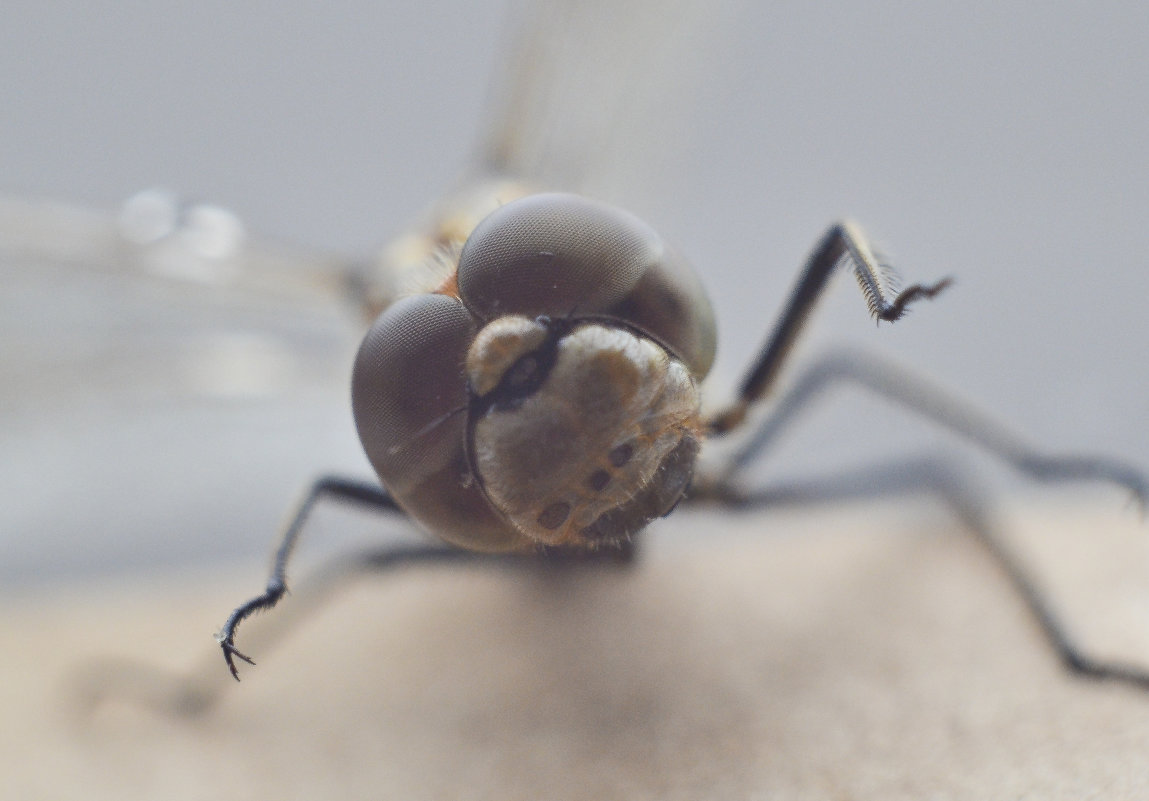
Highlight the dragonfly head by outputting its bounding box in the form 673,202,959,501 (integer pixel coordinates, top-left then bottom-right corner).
352,193,714,553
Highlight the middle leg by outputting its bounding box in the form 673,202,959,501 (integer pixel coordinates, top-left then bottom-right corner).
697,455,1149,691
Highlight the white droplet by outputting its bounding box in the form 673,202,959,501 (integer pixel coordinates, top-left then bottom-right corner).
118,188,179,244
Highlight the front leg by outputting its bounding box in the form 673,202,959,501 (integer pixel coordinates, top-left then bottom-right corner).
217,475,404,680
216,478,640,682
708,221,951,435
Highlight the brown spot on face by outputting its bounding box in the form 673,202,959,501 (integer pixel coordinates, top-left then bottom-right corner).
608,442,634,467
537,501,572,530
578,434,699,544
587,469,611,491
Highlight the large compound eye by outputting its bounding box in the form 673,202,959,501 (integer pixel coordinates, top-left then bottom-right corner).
457,193,716,379
351,294,526,552
457,193,658,321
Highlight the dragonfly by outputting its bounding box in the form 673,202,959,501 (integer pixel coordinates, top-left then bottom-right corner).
3,0,1148,708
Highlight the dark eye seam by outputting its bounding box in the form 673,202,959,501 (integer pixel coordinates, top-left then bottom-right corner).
477,319,569,412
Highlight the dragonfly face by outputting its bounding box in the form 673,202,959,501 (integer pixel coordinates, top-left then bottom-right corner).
352,192,716,551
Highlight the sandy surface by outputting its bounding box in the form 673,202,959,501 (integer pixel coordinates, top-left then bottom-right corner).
3,500,1149,800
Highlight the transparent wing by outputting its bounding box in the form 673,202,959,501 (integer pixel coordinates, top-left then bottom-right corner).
0,194,364,583
0,190,367,315
474,0,732,201
365,0,735,313
1,1,732,322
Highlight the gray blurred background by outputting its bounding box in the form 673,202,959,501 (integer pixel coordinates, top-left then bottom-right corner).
1,1,1147,585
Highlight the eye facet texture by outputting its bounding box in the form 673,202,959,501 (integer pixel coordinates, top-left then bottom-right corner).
458,193,715,377
352,294,526,552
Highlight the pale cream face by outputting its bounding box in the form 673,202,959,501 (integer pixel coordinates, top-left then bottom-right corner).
468,318,702,547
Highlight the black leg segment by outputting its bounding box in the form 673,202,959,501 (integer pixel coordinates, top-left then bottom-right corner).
708,222,951,435
217,475,404,680
698,456,1149,692
702,349,1146,507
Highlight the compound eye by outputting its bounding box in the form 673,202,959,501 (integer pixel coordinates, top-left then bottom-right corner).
351,294,524,553
457,193,662,321
352,294,475,484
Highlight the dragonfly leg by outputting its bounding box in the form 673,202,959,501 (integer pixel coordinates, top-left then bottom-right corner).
74,539,505,717
218,475,405,680
75,499,637,715
696,348,1147,507
217,477,639,681
697,454,1149,691
708,221,951,435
